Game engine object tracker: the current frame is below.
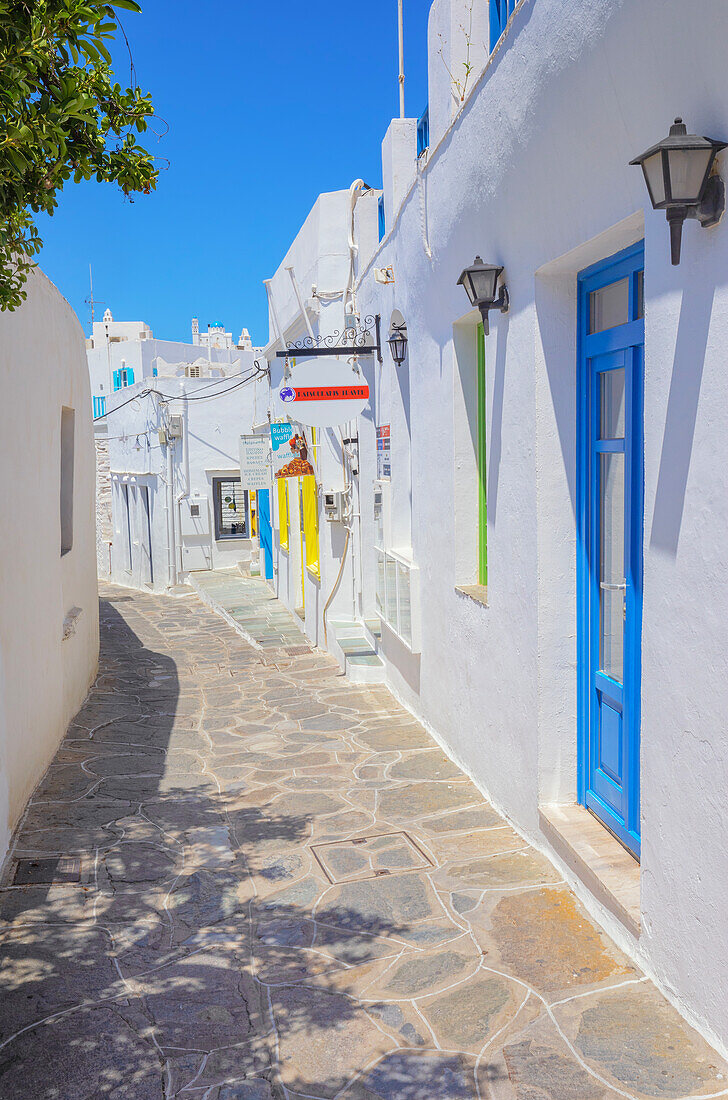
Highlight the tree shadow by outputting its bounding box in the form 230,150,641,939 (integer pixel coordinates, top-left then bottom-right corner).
0,596,508,1098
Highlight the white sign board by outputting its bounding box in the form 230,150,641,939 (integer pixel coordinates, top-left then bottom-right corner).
239,434,270,490
277,358,370,427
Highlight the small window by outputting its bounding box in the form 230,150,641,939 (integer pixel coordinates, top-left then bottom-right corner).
60,407,75,556
417,105,429,158
378,194,385,242
213,477,248,539
92,396,106,418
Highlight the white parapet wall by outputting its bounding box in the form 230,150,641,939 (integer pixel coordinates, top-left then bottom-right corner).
0,268,99,866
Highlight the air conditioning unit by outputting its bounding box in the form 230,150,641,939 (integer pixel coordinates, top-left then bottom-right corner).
185,364,202,378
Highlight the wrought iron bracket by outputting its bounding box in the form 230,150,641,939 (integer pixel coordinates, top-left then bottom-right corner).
276,314,382,364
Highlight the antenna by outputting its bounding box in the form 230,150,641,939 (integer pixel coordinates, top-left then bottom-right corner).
85,264,105,326
398,0,405,118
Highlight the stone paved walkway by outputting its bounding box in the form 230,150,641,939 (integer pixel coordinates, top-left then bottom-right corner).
1,584,726,1099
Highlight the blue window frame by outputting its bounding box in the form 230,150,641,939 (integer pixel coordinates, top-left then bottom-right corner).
378,194,385,242
490,0,517,51
92,396,106,418
417,105,429,158
112,367,135,391
577,241,644,858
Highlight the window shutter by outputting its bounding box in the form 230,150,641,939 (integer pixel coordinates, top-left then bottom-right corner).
127,368,135,385
113,370,121,391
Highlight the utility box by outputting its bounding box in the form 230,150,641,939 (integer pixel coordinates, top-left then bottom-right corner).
323,490,346,523
179,495,210,537
168,415,183,439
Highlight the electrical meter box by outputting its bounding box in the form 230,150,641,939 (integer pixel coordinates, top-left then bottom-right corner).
179,494,210,537
323,490,346,523
168,415,183,439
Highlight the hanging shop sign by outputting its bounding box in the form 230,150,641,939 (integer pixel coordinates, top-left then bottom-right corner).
270,421,315,479
276,358,370,428
376,424,391,480
239,434,271,490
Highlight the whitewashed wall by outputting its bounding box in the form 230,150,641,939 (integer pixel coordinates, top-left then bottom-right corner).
0,269,98,865
107,369,258,591
263,0,728,1053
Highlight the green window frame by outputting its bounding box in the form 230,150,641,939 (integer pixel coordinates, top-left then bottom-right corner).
477,322,487,587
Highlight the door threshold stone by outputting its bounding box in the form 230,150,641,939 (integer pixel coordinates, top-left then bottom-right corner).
540,802,640,938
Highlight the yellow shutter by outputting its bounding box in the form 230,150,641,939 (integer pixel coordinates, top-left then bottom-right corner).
277,477,289,551
302,475,320,578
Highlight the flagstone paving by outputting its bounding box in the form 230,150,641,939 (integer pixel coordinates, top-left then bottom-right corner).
0,583,726,1099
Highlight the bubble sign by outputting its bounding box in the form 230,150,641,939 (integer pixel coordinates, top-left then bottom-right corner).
276,358,370,427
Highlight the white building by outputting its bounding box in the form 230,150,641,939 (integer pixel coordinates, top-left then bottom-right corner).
0,268,98,865
88,311,255,575
191,317,253,351
105,354,262,591
256,0,728,1055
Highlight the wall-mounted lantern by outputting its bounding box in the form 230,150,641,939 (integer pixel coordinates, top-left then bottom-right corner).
387,322,408,365
630,117,726,265
457,257,509,334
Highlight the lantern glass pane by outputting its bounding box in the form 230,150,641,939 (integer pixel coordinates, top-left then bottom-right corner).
666,147,713,203
471,267,499,303
642,151,666,206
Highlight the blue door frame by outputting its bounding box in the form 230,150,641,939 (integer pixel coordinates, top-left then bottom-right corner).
257,489,274,581
577,241,644,858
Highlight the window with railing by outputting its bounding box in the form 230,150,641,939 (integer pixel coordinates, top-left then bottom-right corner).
417,105,429,157
490,0,517,51
92,395,106,418
374,547,421,651
378,194,385,242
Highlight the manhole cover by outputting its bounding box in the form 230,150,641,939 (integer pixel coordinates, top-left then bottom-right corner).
285,645,312,656
311,832,433,884
12,857,81,885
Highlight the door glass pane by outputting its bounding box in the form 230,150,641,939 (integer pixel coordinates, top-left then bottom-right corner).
600,452,625,682
600,369,625,439
589,278,629,334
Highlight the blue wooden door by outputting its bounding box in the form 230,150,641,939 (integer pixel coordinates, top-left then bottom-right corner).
257,489,274,581
578,243,644,858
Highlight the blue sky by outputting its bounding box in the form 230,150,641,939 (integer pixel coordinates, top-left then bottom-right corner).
37,0,430,346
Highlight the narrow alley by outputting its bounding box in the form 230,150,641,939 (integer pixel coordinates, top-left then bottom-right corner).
0,584,725,1099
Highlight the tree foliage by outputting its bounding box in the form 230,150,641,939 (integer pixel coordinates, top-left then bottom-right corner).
0,0,157,309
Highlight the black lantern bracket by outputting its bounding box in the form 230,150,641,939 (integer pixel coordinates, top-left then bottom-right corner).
276,314,382,363
630,117,727,264
457,256,510,335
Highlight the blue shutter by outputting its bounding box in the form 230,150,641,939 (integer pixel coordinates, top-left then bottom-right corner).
378,194,385,242
113,369,121,391
127,368,135,385
417,105,429,158
490,0,507,50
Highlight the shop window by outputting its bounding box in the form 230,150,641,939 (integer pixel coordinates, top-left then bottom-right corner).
277,477,289,551
213,477,248,539
60,407,75,555
301,475,320,578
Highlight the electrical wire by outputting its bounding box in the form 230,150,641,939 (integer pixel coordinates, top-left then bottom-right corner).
93,362,268,422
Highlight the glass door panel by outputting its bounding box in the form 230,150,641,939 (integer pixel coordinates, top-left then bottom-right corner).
599,451,625,683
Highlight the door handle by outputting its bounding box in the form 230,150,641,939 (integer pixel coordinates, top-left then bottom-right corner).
600,581,627,591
